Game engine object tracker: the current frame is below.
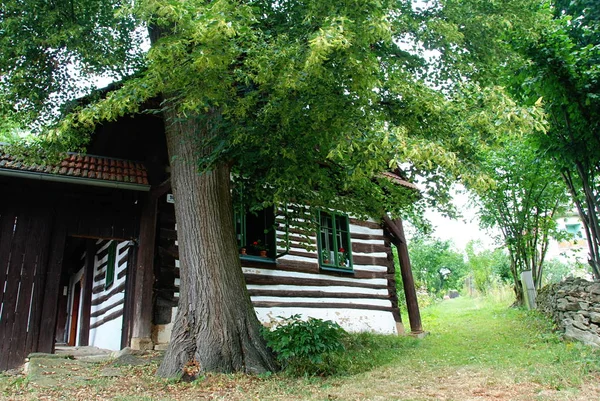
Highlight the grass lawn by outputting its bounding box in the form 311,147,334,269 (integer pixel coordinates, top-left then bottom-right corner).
2,296,600,400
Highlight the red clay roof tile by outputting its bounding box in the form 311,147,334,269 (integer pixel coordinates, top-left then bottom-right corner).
0,147,150,188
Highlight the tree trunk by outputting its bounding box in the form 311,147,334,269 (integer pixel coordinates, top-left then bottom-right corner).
508,256,524,307
156,112,277,378
561,168,600,279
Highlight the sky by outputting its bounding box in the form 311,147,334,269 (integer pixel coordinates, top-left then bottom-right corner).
420,186,500,252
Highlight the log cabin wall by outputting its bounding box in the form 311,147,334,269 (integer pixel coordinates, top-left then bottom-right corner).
247,214,400,334
152,201,402,348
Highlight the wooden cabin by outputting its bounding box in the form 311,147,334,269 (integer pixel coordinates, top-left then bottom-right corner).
0,112,420,370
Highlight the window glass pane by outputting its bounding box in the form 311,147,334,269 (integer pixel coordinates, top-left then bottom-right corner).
245,207,276,257
318,211,352,270
338,230,351,268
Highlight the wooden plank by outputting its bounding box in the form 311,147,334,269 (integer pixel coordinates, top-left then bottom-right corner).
91,281,127,306
90,309,124,330
352,242,389,254
243,273,387,290
383,216,422,332
286,227,315,237
353,254,394,268
350,232,386,241
242,259,387,279
248,289,389,300
118,250,129,267
131,194,158,342
121,243,138,349
78,240,96,346
243,258,319,274
26,214,54,356
37,218,68,353
94,270,107,283
287,250,318,260
0,213,32,370
0,209,17,308
117,266,128,280
7,213,48,369
252,301,394,312
90,298,125,318
349,218,382,230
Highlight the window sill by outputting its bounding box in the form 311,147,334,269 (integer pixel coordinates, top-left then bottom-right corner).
320,265,354,274
240,255,277,264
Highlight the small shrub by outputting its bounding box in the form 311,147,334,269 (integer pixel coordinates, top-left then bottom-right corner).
262,315,346,376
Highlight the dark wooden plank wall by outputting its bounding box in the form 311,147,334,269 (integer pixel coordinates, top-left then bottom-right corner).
0,205,54,371
154,198,178,324
0,179,143,370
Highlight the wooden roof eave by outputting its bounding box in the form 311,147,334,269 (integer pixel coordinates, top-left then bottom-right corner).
0,168,151,191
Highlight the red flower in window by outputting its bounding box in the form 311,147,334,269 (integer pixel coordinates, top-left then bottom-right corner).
338,247,345,252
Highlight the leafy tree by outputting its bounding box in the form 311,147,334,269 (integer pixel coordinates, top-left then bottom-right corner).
0,0,552,376
464,241,511,295
542,258,586,285
428,0,600,279
517,2,600,280
0,0,476,376
469,139,568,305
407,236,468,297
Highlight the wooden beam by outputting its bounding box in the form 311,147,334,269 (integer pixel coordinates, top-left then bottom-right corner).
131,193,158,350
78,240,96,346
121,241,138,349
244,273,387,290
382,215,423,333
252,301,394,312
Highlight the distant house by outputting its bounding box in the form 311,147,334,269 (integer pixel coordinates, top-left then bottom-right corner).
546,212,590,278
0,111,420,370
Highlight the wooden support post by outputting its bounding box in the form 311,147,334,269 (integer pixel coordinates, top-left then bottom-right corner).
130,192,159,350
78,240,96,347
121,242,138,349
382,215,423,334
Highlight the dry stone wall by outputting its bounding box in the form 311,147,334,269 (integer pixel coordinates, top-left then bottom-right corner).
537,278,600,347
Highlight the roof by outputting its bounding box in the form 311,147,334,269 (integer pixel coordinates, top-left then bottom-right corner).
379,171,419,191
0,147,150,191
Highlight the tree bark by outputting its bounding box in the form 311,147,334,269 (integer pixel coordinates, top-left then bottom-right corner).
156,112,277,377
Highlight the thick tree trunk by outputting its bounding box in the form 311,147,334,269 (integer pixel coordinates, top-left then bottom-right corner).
156,112,277,378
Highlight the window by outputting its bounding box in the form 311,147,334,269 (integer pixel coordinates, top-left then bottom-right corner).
235,206,278,259
318,211,352,271
566,223,583,239
105,242,117,289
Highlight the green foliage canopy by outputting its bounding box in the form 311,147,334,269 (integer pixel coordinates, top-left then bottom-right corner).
0,0,550,221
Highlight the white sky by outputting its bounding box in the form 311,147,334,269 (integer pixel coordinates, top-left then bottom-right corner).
422,187,500,252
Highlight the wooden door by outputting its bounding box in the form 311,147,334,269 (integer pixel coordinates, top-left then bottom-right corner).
68,281,81,347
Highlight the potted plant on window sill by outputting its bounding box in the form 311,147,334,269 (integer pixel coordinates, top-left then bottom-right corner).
338,247,347,266
250,240,269,257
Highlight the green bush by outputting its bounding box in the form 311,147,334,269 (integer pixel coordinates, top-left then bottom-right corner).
262,315,346,376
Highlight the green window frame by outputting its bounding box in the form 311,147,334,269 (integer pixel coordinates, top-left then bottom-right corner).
105,241,117,289
235,206,289,261
317,210,353,272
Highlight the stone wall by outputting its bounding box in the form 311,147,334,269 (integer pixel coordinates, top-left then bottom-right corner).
537,278,600,347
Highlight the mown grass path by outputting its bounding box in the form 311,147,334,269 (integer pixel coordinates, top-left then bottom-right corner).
2,296,600,400
340,296,600,401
